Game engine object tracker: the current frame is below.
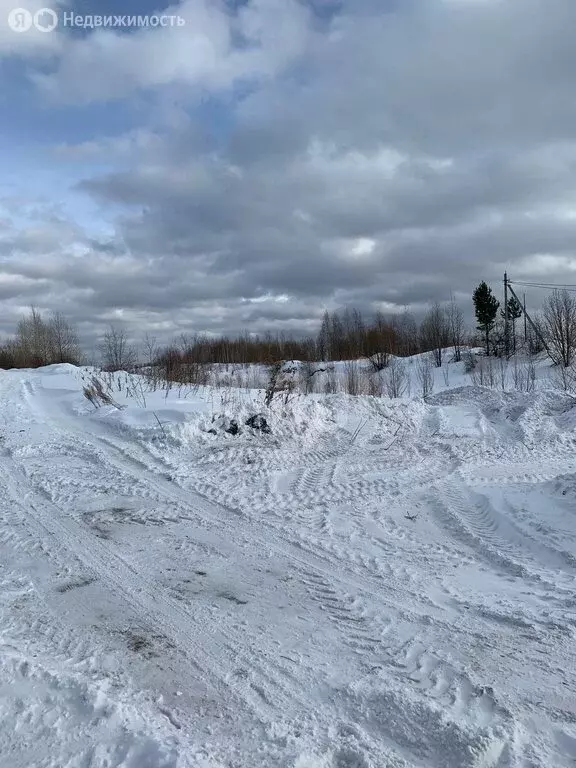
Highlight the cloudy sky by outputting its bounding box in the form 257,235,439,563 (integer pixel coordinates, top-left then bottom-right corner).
0,0,575,346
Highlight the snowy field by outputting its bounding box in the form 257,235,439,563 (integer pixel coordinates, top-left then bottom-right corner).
1,359,575,767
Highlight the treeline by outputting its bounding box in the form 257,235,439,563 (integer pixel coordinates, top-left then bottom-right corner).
0,308,81,369
315,301,464,366
0,301,468,372
4,284,573,374
153,302,466,373
156,332,317,367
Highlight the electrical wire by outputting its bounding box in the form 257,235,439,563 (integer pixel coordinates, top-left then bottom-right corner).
509,280,576,292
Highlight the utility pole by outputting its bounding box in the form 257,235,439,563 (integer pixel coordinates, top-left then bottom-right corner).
508,280,551,358
504,271,510,358
523,293,527,346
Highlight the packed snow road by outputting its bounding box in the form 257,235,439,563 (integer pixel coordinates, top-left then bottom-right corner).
0,365,575,767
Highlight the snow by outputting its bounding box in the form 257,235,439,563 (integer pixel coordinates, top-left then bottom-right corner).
0,360,575,767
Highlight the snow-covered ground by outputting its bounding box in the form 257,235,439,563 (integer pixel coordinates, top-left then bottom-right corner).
1,361,575,767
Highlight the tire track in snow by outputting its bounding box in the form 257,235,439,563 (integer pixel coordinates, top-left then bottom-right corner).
461,460,576,488
13,374,525,757
430,479,537,581
0,569,101,677
45,399,502,658
18,382,435,618
0,453,308,724
0,549,198,767
297,567,394,656
13,388,492,730
20,388,504,758
281,426,352,497
390,639,499,728
132,440,445,610
293,564,509,735
430,478,576,595
15,379,445,722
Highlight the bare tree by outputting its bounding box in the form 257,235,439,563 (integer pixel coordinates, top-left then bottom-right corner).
442,364,450,387
420,302,450,367
350,308,367,357
264,362,283,406
300,361,326,394
330,313,346,361
100,324,137,372
143,333,162,389
366,370,383,397
486,355,496,388
527,313,546,355
143,332,158,367
463,350,477,374
512,356,536,393
12,308,80,368
16,307,50,367
317,310,331,361
264,361,298,406
470,358,485,386
324,366,338,394
416,354,435,398
498,357,508,391
367,351,390,372
393,310,419,356
552,363,576,393
385,358,408,398
526,356,537,392
48,311,81,364
446,296,465,362
470,355,496,388
541,290,576,368
364,311,396,370
344,360,361,396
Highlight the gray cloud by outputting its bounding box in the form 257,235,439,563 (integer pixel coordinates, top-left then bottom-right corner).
2,0,576,346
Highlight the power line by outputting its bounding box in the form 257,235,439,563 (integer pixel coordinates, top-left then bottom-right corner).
509,280,576,290
506,276,551,356
510,281,576,287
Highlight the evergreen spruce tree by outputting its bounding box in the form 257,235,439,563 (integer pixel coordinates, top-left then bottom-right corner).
473,282,500,355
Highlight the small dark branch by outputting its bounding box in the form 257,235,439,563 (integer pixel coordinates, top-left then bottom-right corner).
153,412,168,439
351,418,368,443
383,424,402,451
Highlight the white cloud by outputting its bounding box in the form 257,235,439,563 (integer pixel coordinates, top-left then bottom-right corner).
54,130,164,162
31,0,313,103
